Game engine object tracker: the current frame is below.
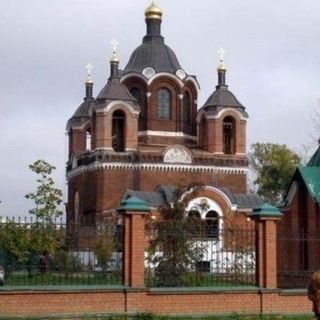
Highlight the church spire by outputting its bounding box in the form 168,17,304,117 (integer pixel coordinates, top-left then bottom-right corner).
144,1,163,41
217,48,227,88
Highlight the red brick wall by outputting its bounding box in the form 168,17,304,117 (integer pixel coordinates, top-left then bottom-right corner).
278,178,320,288
0,289,311,318
68,168,247,222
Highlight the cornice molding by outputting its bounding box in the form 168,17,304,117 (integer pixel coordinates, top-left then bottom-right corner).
121,72,199,92
67,120,90,132
89,100,140,116
138,130,197,141
67,162,248,180
196,107,248,123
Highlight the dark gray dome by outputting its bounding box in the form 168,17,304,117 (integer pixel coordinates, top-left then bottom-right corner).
66,100,91,130
203,87,243,109
123,39,182,75
93,60,141,112
97,77,137,102
200,76,248,118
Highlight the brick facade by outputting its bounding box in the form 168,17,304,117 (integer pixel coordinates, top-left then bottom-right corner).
0,289,311,318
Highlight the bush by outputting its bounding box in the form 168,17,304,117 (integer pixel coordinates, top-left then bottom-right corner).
51,250,83,277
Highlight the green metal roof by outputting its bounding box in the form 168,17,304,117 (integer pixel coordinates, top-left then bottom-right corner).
298,167,320,203
118,196,150,212
250,203,283,218
308,146,320,167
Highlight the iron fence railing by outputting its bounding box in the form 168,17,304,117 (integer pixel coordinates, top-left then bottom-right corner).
145,221,256,288
0,217,123,286
277,232,320,289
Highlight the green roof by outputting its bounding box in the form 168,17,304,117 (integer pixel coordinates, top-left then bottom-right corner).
118,196,150,212
308,146,320,167
298,167,320,203
250,203,283,218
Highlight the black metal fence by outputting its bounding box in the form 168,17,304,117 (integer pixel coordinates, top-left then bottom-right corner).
0,217,123,286
145,221,256,288
277,232,320,288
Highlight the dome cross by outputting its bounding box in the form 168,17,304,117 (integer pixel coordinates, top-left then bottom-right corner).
86,63,93,83
111,38,119,54
217,48,227,72
218,48,226,64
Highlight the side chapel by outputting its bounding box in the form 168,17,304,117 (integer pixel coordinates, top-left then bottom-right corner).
66,1,263,230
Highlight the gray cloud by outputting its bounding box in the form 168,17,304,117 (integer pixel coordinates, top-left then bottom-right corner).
0,0,319,216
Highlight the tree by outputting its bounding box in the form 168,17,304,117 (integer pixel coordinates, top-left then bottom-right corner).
147,184,206,287
249,143,301,204
25,160,63,222
0,220,60,276
94,230,115,275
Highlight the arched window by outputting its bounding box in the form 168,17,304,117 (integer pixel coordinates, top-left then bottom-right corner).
157,88,171,120
205,211,219,239
86,129,92,151
188,209,201,221
223,116,235,154
112,110,125,152
183,92,191,124
74,191,80,225
188,209,201,237
130,88,142,106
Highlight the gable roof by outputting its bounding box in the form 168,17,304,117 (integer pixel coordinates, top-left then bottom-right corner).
123,185,263,210
298,167,320,203
283,146,320,208
308,146,320,167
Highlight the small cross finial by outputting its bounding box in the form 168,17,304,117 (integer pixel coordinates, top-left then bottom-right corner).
110,38,119,54
86,63,93,83
218,48,226,63
110,38,120,63
217,48,226,71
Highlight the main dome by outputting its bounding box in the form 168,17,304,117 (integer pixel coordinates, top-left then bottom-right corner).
123,40,182,75
122,2,183,77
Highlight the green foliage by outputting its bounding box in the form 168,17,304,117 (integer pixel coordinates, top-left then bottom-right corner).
0,221,59,275
94,230,115,274
147,184,206,287
249,143,301,204
52,250,83,277
25,159,63,221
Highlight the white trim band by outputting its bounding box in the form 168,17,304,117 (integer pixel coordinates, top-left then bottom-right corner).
67,162,248,179
138,130,197,141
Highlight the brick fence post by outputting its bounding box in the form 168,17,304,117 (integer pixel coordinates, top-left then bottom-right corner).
118,196,150,287
250,204,283,289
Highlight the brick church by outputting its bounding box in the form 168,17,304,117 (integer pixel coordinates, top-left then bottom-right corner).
66,1,262,227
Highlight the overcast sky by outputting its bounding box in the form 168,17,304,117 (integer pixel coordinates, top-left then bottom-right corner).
0,0,319,217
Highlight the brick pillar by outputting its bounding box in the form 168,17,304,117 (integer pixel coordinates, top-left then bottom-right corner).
118,196,150,287
251,204,283,289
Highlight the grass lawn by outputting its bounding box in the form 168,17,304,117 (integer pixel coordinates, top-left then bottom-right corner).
4,271,122,286
145,272,255,288
86,316,312,320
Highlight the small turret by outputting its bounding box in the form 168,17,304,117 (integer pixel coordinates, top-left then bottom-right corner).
197,49,248,155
